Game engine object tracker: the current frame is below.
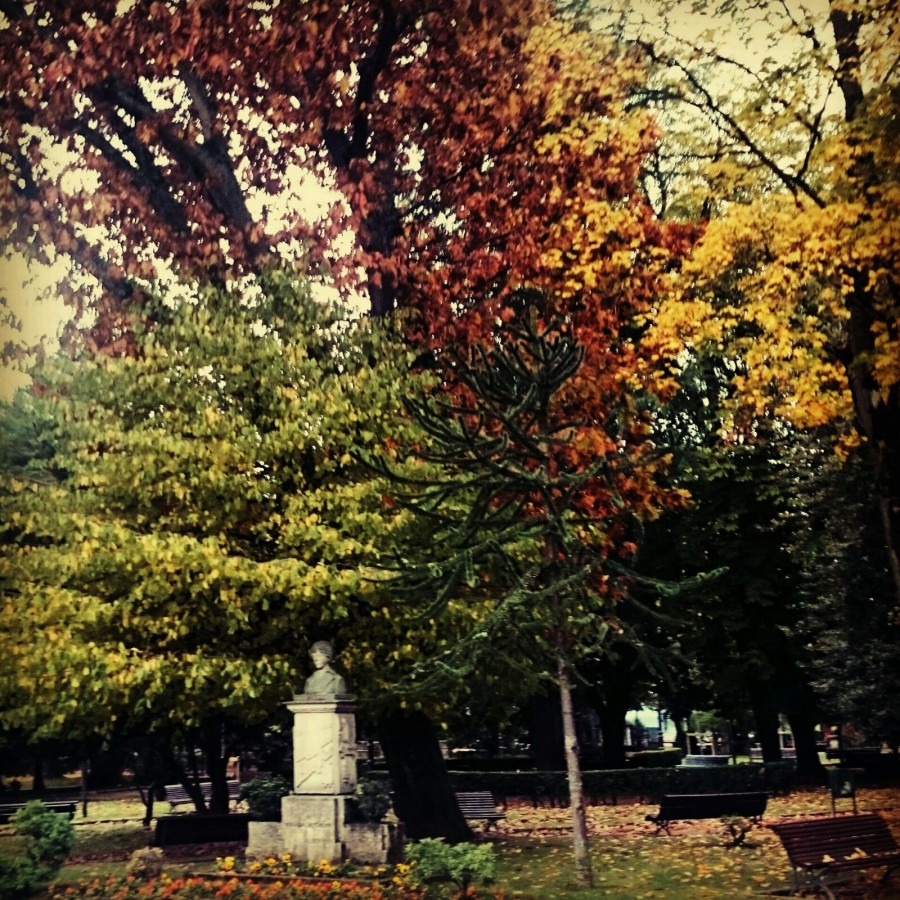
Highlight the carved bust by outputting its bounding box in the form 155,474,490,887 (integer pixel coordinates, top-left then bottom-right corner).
303,640,347,695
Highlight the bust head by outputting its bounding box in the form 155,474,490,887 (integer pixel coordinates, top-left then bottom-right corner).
302,640,347,696
309,640,334,669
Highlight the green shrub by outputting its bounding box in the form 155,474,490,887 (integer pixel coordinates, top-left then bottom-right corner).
406,838,496,892
0,801,75,899
238,775,290,821
0,857,40,900
352,776,393,823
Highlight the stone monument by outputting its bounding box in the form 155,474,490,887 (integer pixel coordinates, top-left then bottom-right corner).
246,641,402,864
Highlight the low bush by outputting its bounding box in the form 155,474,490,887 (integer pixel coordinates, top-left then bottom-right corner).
449,762,790,804
351,776,393,823
50,875,428,898
406,839,497,892
0,800,75,900
239,775,291,821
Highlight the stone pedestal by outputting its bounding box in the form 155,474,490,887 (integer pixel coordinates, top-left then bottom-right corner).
246,694,402,865
288,696,357,795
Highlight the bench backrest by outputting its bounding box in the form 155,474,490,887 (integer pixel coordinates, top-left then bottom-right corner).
164,781,240,804
659,792,768,821
0,801,76,823
771,813,898,867
455,791,503,819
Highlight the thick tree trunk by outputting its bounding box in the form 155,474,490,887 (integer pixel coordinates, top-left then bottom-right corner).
528,690,565,770
377,708,472,842
32,755,46,793
785,708,823,779
597,701,629,769
751,692,782,763
202,723,231,816
558,656,593,888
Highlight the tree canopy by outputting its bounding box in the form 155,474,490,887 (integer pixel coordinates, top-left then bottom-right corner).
0,271,436,751
1,0,692,355
588,0,900,598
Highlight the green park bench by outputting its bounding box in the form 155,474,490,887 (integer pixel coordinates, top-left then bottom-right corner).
646,791,769,845
0,800,77,824
455,791,505,829
163,781,241,810
153,812,250,846
770,813,900,898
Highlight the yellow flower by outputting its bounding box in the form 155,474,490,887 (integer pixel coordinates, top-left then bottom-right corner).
265,857,277,867
281,853,293,864
218,856,235,872
249,862,262,873
395,863,412,875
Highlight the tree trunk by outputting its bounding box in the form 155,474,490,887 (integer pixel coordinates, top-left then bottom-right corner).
377,708,472,842
203,729,231,816
558,656,593,889
751,692,782,763
596,700,629,769
785,709,824,779
32,754,46,793
138,779,161,827
528,690,565,769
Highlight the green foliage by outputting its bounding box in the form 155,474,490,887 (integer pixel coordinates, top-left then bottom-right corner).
406,838,496,892
352,776,393,823
238,775,290,822
0,856,39,900
0,801,75,899
0,269,429,744
375,311,613,693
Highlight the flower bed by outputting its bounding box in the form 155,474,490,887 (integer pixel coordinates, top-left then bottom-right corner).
50,873,424,899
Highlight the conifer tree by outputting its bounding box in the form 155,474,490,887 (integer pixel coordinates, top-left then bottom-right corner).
376,310,637,888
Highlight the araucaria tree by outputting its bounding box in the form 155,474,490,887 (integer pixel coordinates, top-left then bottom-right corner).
378,312,655,888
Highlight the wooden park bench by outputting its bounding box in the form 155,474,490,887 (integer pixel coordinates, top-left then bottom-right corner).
646,791,768,846
455,791,505,829
770,813,900,898
163,781,241,810
154,812,250,846
0,800,77,825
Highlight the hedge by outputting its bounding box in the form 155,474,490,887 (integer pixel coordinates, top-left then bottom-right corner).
447,762,795,806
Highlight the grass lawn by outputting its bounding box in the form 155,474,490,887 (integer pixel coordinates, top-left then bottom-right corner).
2,787,898,898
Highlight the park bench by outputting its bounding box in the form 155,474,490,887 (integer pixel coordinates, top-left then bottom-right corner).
770,813,900,898
455,791,505,829
154,812,250,846
0,800,77,825
163,781,241,810
646,791,768,845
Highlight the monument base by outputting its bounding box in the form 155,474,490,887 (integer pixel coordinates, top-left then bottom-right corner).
247,795,403,864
